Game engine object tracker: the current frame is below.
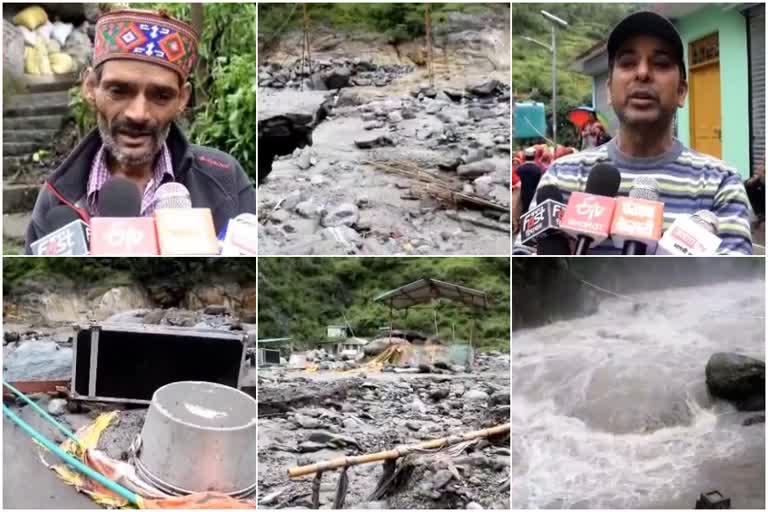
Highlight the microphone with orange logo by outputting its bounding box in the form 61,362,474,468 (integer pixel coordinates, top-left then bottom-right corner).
610,176,665,255
559,163,622,255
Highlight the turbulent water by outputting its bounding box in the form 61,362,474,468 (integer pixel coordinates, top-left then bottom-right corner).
512,280,765,509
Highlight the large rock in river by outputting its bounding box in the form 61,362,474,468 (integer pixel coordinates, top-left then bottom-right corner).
705,352,765,411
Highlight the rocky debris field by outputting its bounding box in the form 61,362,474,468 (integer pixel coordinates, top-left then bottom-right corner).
257,351,510,509
259,58,414,90
258,79,511,255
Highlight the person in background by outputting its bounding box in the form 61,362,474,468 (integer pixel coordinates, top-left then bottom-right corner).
516,148,543,213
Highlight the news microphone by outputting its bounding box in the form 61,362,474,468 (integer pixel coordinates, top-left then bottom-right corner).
153,183,219,255
91,177,158,255
220,213,257,255
31,206,90,255
655,210,722,255
97,177,142,217
610,176,665,255
559,163,621,255
519,185,570,254
155,182,192,209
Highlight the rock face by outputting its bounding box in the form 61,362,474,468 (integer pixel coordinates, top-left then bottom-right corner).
705,352,765,411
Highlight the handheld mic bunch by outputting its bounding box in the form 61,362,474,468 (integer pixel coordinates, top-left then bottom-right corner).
522,164,723,256
33,177,256,256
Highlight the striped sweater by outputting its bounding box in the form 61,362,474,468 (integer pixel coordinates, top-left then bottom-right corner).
534,138,754,255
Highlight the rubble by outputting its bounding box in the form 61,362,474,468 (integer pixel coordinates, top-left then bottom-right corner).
259,63,510,256
258,58,413,91
257,350,510,509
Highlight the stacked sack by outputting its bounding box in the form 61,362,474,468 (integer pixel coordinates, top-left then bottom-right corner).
13,5,93,76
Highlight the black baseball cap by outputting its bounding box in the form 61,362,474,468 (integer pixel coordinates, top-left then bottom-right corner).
607,11,686,80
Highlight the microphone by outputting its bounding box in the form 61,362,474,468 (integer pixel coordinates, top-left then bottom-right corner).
610,176,665,255
91,177,158,255
519,185,570,255
559,163,621,255
220,213,257,255
30,206,90,255
154,182,192,209
153,183,219,255
97,177,142,217
655,210,722,255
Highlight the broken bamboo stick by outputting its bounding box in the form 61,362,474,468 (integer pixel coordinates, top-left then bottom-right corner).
288,423,510,478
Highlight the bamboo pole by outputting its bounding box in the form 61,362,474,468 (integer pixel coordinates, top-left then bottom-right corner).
288,423,509,478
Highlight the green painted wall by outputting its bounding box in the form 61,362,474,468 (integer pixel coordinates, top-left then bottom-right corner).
677,6,750,178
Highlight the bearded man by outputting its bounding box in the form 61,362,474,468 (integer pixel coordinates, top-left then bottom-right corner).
25,9,255,252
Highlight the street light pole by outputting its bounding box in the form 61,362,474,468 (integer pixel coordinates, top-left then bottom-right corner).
551,23,557,147
540,10,568,148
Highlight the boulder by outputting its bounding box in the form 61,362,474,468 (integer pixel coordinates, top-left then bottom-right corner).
705,352,765,411
321,203,359,228
324,67,351,89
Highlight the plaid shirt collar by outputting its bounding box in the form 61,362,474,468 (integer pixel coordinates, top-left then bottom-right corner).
86,144,174,216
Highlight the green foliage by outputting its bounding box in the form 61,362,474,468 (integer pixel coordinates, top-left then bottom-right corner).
258,3,488,44
513,3,638,146
258,258,510,352
3,258,255,297
69,85,96,138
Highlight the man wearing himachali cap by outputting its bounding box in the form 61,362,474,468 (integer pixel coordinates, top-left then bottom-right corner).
25,9,256,251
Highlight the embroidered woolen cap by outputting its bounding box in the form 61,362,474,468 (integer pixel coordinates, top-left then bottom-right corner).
94,9,199,80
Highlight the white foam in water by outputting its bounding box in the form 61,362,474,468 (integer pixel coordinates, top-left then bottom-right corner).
512,281,765,509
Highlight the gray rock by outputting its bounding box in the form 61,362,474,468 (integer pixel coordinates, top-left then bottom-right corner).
309,175,326,185
425,101,443,115
706,352,765,411
462,148,487,165
432,469,454,490
283,190,305,210
321,203,360,228
364,120,385,130
270,209,290,224
430,388,450,401
467,79,501,96
388,111,403,123
466,502,483,510
48,399,67,416
354,135,394,149
473,175,494,197
324,67,351,89
457,159,497,178
308,430,361,449
295,201,317,218
297,441,327,452
4,331,20,343
295,150,313,170
468,107,495,121
293,413,324,429
320,226,362,248
464,389,490,402
204,305,227,316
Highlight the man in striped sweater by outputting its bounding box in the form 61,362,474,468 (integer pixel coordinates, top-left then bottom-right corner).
533,11,753,255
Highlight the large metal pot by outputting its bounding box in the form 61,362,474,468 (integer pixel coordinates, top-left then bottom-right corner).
134,381,256,497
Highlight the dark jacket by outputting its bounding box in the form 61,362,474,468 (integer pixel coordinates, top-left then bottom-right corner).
25,123,256,253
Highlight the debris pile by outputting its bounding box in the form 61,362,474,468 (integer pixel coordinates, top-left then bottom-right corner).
257,351,510,509
259,79,510,255
259,58,414,90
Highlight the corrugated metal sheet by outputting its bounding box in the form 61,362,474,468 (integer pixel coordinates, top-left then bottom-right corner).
749,4,765,169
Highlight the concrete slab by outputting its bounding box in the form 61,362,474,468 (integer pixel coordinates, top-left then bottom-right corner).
3,405,100,509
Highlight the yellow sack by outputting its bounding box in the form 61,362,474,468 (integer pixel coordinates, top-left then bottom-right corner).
49,53,74,74
24,47,42,75
13,6,48,30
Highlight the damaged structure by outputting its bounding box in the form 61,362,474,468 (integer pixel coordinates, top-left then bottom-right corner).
257,278,510,509
4,321,257,509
